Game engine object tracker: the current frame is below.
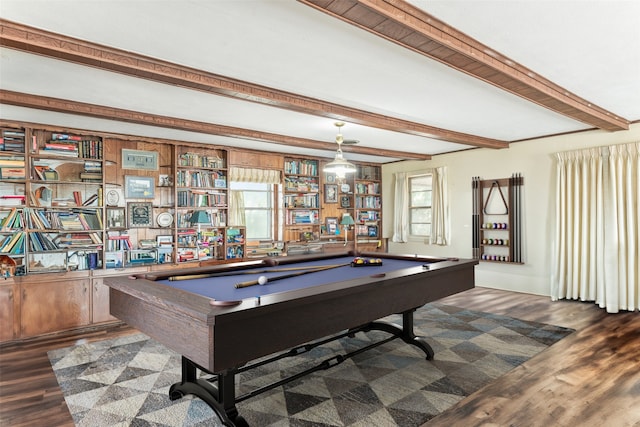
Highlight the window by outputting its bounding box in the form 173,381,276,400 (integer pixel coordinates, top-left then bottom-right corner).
409,174,432,237
229,182,274,240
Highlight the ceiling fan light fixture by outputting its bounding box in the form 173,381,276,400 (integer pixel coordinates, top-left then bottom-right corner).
324,122,357,178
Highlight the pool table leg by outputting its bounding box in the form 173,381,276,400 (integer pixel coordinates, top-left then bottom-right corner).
363,308,435,360
169,356,248,427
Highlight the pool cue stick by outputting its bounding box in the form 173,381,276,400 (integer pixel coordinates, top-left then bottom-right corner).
235,263,351,289
169,264,349,281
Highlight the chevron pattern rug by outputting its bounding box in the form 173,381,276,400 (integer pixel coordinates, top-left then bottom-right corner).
49,303,574,426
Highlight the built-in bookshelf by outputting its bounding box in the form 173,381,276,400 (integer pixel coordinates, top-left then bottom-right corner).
284,158,320,242
354,164,382,250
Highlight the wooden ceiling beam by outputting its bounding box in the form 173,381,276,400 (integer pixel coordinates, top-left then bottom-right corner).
0,18,506,150
299,0,629,132
0,90,431,160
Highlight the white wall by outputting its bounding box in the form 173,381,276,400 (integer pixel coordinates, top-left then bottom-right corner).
382,123,640,296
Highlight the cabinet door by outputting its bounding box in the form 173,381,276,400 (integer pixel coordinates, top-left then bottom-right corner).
0,283,19,342
21,279,90,338
92,278,118,323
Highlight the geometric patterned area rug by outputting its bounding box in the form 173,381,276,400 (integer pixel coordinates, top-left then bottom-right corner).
48,303,574,427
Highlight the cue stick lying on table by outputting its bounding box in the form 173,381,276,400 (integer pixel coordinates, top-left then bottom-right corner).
168,264,347,281
235,263,351,289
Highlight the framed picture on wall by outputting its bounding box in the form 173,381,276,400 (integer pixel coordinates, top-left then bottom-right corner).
127,202,153,228
324,184,338,203
340,195,351,208
106,207,126,230
125,175,155,199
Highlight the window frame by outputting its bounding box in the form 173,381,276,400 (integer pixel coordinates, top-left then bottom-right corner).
408,173,433,238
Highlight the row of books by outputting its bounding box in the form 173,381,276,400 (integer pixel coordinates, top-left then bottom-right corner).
0,167,25,180
355,182,380,195
177,190,227,208
178,152,225,169
286,209,319,225
54,232,103,248
355,225,379,238
176,211,227,227
24,208,103,231
285,159,318,176
37,134,103,159
284,193,319,208
284,176,319,192
176,170,226,188
355,196,382,209
0,231,25,254
357,210,380,222
0,130,25,153
0,208,24,231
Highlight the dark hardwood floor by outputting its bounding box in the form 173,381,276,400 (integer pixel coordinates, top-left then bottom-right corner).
1,287,638,427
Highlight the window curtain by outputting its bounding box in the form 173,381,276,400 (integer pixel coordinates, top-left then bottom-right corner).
229,167,281,184
392,172,409,242
551,142,639,313
430,166,449,245
228,190,245,226
227,167,281,227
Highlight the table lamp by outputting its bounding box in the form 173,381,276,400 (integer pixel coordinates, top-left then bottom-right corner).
340,213,355,245
190,210,210,239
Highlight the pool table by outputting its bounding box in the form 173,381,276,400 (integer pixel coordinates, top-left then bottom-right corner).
105,252,477,426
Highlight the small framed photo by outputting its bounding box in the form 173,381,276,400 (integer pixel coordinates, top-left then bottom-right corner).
325,217,338,235
127,202,153,228
340,195,351,208
125,175,155,199
106,207,126,229
325,173,336,183
324,184,338,203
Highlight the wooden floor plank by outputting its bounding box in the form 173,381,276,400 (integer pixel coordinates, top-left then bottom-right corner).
1,288,638,427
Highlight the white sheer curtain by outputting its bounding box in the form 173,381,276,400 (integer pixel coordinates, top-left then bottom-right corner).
228,190,245,226
430,166,449,245
392,172,409,242
551,142,639,313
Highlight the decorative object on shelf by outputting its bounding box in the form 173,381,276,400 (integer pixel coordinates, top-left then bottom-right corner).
340,195,351,208
156,212,174,228
323,122,356,181
105,189,120,206
127,202,153,228
325,217,338,235
340,213,355,245
106,207,126,229
121,149,158,170
324,184,338,203
340,183,350,193
124,175,155,199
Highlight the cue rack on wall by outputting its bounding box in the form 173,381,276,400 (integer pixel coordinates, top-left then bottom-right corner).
472,174,524,264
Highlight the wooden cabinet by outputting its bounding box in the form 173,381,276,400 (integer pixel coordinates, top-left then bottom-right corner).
91,277,117,324
20,277,90,338
228,149,282,169
0,281,19,341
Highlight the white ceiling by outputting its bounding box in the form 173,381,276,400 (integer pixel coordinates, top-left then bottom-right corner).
1,0,639,164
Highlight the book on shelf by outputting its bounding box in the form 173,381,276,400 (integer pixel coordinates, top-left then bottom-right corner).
0,195,26,207
0,157,25,167
0,167,25,179
0,231,25,254
0,208,24,231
